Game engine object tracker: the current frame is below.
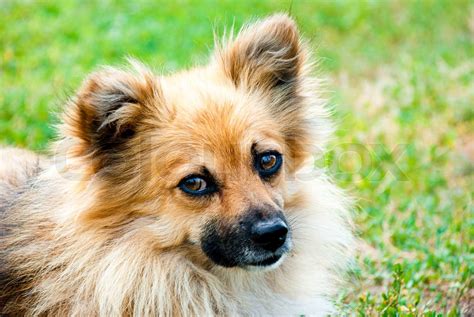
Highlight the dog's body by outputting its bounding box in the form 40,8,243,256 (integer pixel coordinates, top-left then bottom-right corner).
0,15,353,316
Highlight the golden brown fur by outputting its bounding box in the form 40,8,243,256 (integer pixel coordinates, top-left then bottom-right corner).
0,14,354,316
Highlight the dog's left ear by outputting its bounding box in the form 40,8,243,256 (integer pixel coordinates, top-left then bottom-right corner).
216,14,306,96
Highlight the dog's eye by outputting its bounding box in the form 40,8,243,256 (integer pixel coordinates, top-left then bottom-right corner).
261,154,277,170
179,175,216,196
255,151,283,178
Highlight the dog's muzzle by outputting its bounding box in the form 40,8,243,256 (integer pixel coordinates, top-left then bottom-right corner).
200,208,291,268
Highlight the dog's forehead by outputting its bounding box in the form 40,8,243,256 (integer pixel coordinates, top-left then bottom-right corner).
161,67,242,113
158,105,281,165
152,70,285,170
160,70,281,144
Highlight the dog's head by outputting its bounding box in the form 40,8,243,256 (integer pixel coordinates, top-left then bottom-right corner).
60,14,328,270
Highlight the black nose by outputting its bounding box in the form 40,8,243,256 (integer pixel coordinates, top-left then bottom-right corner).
250,218,288,252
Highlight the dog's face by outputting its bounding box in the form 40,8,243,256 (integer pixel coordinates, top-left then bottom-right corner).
153,77,291,268
62,15,322,270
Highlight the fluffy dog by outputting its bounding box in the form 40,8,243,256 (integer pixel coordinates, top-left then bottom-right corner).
0,14,354,316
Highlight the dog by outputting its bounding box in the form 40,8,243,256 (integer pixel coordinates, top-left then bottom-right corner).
0,14,354,316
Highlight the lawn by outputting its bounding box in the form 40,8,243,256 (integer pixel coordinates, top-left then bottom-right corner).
1,0,472,315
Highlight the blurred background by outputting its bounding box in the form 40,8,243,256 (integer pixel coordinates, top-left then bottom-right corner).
1,0,472,314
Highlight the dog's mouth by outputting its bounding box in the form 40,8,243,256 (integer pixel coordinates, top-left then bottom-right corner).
246,254,282,267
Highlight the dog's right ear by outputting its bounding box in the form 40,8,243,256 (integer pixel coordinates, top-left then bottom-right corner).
62,62,161,160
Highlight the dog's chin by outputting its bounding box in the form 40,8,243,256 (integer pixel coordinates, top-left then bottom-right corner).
241,253,287,272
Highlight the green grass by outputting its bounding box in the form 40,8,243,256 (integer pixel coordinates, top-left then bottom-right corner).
1,0,472,315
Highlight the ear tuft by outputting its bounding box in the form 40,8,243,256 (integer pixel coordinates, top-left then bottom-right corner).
62,60,160,157
216,14,306,92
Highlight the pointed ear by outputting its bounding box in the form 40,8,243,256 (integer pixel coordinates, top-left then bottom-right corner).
62,61,160,157
216,14,307,94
